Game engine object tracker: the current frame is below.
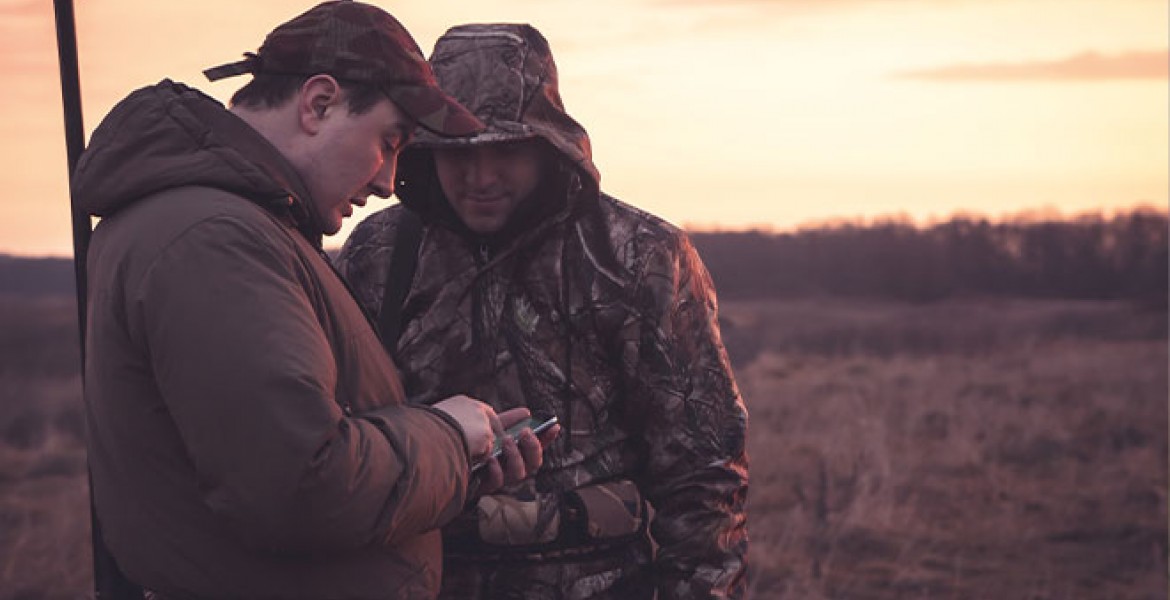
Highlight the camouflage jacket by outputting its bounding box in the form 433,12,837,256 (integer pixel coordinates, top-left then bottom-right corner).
337,24,748,600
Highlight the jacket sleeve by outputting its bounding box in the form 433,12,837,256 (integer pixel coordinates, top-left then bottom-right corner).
625,232,750,600
130,214,469,553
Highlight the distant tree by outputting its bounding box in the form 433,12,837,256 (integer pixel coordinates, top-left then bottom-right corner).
5,209,1165,303
0,256,75,296
690,208,1167,303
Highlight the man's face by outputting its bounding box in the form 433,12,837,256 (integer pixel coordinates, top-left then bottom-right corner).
300,95,412,235
434,140,544,235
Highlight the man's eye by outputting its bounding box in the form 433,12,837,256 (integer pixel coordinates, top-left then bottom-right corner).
384,134,410,151
440,147,473,161
497,141,534,158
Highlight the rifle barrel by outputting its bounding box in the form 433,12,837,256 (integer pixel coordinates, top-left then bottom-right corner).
52,2,144,597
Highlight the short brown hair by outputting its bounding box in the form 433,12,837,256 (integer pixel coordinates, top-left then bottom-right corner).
229,74,386,115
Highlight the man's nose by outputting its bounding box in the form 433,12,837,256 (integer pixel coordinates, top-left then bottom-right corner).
369,159,396,199
467,152,499,188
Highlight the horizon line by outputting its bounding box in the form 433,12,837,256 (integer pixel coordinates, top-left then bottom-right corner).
5,203,1165,260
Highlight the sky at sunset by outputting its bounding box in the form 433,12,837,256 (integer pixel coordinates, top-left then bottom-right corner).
0,0,1165,256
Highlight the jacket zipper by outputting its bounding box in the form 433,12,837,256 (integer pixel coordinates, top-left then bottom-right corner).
472,244,491,347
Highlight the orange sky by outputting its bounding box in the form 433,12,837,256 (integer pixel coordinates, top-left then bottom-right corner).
0,0,1166,256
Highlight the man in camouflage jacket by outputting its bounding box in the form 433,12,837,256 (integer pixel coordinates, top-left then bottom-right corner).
337,23,749,600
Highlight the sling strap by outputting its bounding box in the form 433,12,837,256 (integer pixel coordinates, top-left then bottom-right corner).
376,209,424,356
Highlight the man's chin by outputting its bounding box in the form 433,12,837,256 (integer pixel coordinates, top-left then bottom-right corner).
321,219,343,236
467,220,506,235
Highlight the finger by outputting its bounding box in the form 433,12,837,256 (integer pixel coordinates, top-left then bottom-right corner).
473,419,495,465
497,406,533,429
516,428,544,472
499,435,526,484
478,457,504,496
481,436,497,466
486,408,505,438
537,423,561,447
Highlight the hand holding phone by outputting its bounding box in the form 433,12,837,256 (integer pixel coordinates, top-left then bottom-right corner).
488,415,559,461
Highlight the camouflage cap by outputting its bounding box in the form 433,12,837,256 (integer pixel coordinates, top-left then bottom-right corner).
203,1,483,137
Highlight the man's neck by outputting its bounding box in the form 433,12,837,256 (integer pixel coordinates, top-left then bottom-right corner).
214,104,324,247
230,105,296,159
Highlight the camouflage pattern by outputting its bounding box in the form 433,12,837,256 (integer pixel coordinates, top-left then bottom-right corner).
337,23,748,600
203,1,482,137
405,24,599,184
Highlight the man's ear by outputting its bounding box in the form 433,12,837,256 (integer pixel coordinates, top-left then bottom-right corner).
298,74,344,135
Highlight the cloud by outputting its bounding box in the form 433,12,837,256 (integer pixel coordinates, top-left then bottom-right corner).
894,50,1168,81
0,1,42,18
656,0,1161,4
0,0,55,75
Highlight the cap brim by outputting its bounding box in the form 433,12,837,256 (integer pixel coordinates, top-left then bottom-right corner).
409,129,538,150
385,84,484,138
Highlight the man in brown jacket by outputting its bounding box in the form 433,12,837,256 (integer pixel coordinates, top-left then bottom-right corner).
338,24,749,599
74,3,554,598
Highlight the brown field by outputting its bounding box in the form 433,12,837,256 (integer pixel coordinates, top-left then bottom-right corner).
0,294,1166,599
722,298,1168,599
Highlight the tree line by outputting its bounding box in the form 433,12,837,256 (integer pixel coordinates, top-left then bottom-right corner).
2,208,1166,303
690,208,1168,303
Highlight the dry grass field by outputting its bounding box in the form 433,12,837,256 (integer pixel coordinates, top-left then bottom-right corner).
0,295,90,599
722,298,1168,599
0,294,1165,599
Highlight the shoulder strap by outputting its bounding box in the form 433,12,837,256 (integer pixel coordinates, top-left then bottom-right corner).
376,208,424,355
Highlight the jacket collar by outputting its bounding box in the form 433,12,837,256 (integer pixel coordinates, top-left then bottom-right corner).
187,98,326,248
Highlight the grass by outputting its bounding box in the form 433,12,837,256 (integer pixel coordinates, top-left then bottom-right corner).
0,375,90,599
0,294,1165,598
0,295,90,599
725,299,1167,599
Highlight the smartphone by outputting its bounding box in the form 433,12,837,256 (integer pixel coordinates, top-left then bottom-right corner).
474,415,558,470
489,415,559,460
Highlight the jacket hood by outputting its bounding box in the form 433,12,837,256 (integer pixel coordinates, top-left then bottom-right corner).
394,24,599,234
73,80,322,243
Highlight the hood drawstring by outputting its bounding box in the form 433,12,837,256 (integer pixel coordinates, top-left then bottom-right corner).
560,246,573,454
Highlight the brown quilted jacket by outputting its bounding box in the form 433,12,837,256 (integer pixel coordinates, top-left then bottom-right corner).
75,80,472,599
338,24,748,600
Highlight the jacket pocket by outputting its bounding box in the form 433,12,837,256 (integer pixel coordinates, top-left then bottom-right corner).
476,494,562,545
567,480,646,541
446,479,648,560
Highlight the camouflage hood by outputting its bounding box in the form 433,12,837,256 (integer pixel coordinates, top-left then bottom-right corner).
395,24,599,230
